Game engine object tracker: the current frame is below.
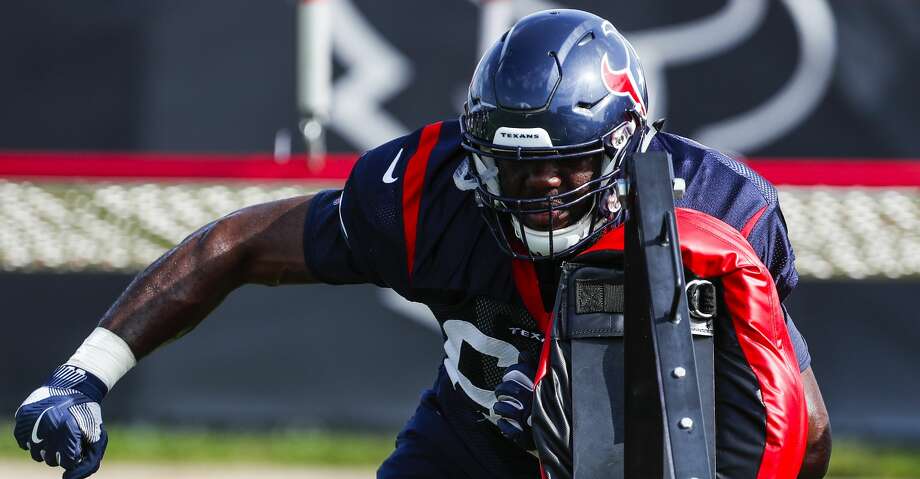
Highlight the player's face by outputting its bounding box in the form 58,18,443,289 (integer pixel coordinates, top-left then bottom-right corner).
497,155,603,231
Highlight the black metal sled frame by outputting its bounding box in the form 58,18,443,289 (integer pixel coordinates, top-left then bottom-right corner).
622,151,714,479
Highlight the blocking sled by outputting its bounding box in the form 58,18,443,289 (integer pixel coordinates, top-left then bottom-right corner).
531,152,807,479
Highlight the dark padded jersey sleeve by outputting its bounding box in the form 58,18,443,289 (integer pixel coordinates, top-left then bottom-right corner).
657,132,809,371
303,189,380,285
744,198,810,371
305,121,490,299
660,132,799,301
302,132,411,287
303,128,426,291
783,305,812,372
746,202,799,302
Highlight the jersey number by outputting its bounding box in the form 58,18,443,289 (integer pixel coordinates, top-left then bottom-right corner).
442,320,519,415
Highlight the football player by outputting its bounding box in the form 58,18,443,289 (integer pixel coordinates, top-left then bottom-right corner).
13,9,830,479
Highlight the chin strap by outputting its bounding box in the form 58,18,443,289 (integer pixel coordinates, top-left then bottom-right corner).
511,210,595,257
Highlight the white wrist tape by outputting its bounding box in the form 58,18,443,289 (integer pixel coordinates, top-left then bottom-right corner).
66,327,137,391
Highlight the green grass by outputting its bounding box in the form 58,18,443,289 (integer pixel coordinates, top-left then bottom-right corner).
4,423,920,476
827,441,920,478
1,423,394,466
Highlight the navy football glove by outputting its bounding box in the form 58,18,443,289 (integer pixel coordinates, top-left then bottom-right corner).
13,365,109,479
493,358,537,453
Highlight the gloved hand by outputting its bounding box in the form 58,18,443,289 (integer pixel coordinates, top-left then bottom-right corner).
13,365,109,479
493,356,537,453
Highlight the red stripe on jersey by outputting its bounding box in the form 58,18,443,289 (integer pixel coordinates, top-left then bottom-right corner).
533,316,553,389
511,259,551,331
740,204,768,239
401,122,443,281
519,257,554,400
673,208,807,478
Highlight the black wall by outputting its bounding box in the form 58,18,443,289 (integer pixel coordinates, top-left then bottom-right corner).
2,272,918,440
1,1,918,156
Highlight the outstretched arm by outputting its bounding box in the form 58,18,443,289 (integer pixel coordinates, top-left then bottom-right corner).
13,195,321,478
101,195,317,358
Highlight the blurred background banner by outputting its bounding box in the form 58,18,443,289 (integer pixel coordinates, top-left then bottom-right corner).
1,0,919,446
2,0,920,157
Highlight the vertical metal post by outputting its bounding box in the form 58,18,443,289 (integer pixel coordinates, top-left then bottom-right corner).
623,151,713,479
476,0,514,59
296,0,332,170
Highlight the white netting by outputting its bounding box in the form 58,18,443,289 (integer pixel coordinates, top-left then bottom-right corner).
779,187,920,279
1,180,918,278
0,181,311,271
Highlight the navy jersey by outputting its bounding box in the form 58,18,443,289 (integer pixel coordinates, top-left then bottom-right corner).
660,133,799,300
304,119,810,476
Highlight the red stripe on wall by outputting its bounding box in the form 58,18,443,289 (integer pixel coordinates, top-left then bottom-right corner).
2,151,920,187
745,159,920,187
401,122,443,281
0,151,359,182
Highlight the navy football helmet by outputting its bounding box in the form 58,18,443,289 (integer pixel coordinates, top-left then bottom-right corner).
461,9,649,260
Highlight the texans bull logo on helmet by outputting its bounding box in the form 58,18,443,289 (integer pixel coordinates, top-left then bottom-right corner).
600,21,646,117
